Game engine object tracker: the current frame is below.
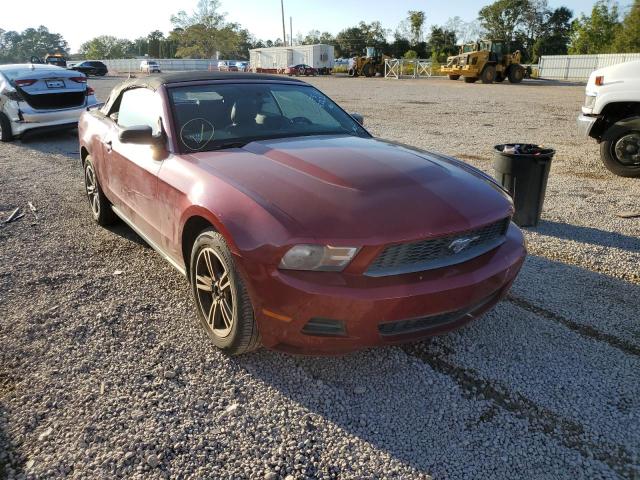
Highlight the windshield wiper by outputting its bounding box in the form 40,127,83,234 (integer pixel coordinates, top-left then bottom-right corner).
208,140,250,151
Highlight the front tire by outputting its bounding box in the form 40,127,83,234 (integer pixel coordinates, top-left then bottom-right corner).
0,112,13,142
190,230,260,355
508,65,524,84
600,128,640,177
83,155,116,226
481,65,496,84
448,74,460,80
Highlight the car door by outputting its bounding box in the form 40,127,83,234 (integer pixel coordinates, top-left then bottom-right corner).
102,87,165,244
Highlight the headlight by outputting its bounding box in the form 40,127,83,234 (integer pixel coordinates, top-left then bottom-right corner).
584,94,596,109
279,245,359,271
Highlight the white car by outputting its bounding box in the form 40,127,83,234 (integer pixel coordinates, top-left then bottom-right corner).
0,64,98,142
577,60,640,177
140,60,161,73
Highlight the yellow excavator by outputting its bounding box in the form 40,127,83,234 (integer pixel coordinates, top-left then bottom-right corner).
441,40,524,84
348,47,390,77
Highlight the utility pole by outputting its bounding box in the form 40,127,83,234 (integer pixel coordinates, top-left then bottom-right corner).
280,0,286,47
290,16,293,46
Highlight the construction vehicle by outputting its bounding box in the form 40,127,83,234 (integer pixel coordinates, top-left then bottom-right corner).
441,40,524,84
348,47,390,77
44,53,67,68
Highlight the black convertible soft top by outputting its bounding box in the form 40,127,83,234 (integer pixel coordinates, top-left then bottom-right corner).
101,71,305,114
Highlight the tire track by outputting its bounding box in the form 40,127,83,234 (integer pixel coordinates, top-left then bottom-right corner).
403,343,639,479
506,295,640,358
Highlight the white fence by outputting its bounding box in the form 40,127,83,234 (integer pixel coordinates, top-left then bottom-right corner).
539,53,640,81
100,58,221,73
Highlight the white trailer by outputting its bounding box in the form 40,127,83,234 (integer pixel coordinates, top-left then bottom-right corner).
249,44,334,74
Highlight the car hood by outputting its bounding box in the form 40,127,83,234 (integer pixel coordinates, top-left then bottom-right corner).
187,135,512,244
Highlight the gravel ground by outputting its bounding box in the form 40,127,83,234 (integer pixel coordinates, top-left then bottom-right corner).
0,75,638,479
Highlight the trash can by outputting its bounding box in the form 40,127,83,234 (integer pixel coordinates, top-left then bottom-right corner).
493,144,555,227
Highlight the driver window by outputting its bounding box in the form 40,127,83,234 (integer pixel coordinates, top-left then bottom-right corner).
117,88,162,135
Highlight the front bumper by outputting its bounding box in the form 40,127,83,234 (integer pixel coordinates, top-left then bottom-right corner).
4,95,98,137
577,113,598,138
239,222,526,355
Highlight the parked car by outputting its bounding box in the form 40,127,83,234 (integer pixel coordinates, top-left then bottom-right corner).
78,71,526,355
577,59,640,177
285,64,318,76
69,61,108,77
235,61,250,72
140,60,161,74
218,61,238,72
0,64,98,141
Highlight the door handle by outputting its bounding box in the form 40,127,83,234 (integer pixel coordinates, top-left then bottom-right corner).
104,140,112,152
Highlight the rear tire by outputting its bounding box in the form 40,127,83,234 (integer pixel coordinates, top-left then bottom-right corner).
448,74,460,80
0,112,13,142
190,230,261,355
83,155,116,226
508,65,524,84
481,65,496,84
463,76,478,83
600,127,640,177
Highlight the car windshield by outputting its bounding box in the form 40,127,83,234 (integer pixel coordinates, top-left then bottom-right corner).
169,82,369,152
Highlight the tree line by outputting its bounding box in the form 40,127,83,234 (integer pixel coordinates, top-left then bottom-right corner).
0,0,637,64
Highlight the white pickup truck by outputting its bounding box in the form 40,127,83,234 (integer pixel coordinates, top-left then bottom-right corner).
577,59,640,177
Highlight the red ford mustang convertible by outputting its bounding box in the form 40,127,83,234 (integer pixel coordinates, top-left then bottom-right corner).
78,72,526,355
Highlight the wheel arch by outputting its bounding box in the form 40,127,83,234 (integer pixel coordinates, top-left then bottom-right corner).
601,115,640,143
80,146,90,165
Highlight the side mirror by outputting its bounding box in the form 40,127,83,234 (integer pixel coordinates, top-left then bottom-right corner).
350,112,364,126
118,125,163,145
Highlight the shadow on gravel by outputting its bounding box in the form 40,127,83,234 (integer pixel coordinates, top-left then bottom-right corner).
105,223,151,248
14,130,79,160
239,254,639,478
529,220,640,253
0,375,18,478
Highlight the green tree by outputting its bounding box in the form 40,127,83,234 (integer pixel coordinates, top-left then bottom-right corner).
569,0,621,54
0,26,68,62
532,7,573,59
428,26,457,61
478,0,529,40
335,21,388,57
79,35,132,59
170,0,245,58
612,0,640,52
408,10,426,45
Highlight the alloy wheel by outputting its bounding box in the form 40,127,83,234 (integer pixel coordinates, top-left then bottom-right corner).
84,164,100,216
195,247,235,337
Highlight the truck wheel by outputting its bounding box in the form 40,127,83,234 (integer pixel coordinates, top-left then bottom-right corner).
508,65,524,84
600,127,640,177
463,76,478,83
481,65,496,84
0,112,13,142
362,63,375,77
448,75,460,80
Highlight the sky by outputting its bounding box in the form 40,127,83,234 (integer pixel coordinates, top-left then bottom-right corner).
1,0,633,52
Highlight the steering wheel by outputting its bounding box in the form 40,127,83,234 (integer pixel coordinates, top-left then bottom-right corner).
290,116,312,125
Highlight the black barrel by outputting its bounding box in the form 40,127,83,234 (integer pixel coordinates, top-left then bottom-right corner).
493,144,555,227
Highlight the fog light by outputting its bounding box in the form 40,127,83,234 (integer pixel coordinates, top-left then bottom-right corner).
301,318,346,336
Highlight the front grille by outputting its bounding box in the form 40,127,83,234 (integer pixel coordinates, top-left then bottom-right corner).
366,218,509,277
378,292,498,336
19,90,85,110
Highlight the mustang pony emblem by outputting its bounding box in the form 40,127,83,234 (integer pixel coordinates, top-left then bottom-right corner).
448,236,480,254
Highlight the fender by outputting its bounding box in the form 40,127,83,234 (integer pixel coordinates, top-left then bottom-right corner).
601,116,640,142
